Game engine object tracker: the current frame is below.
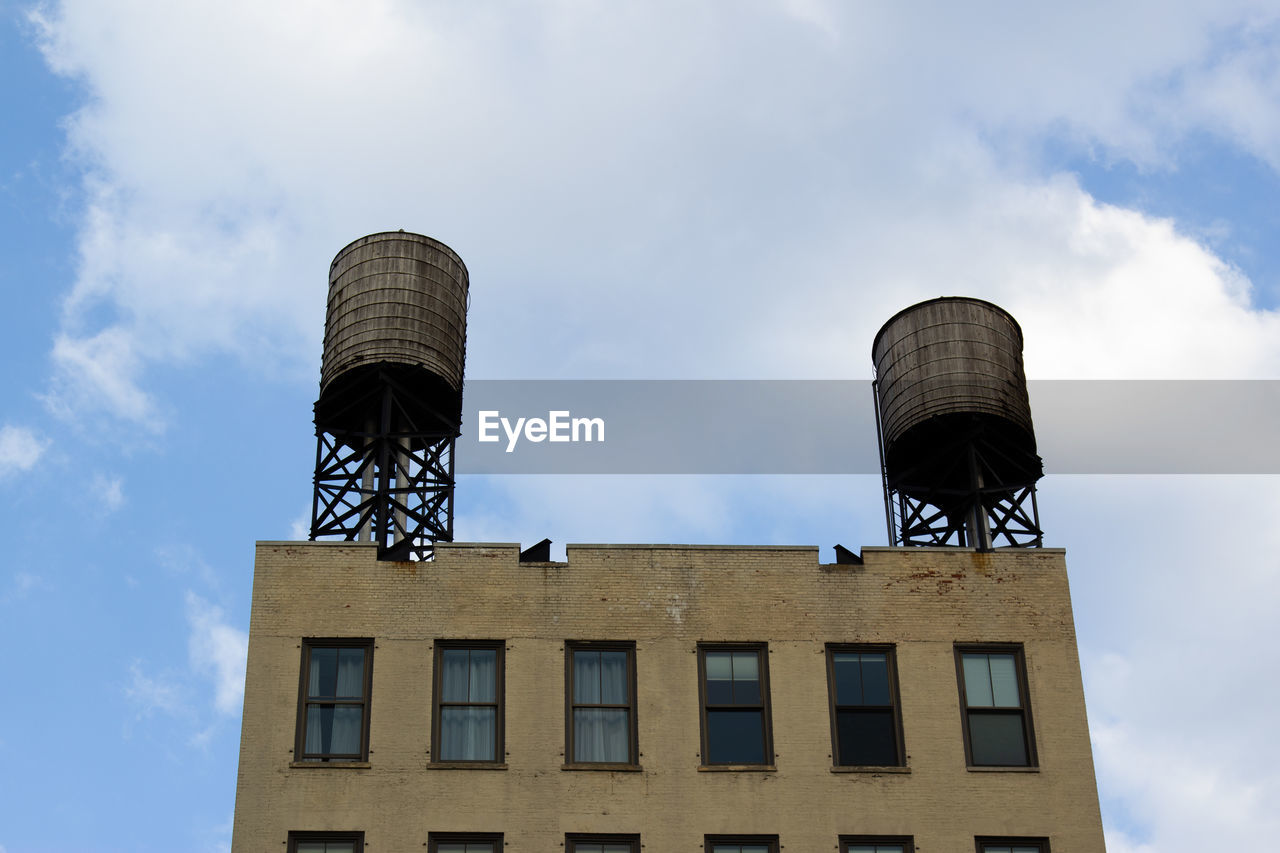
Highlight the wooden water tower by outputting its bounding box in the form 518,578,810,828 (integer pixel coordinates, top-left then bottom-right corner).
872,297,1043,549
309,232,468,560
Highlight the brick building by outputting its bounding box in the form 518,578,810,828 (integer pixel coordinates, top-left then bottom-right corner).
230,539,1105,852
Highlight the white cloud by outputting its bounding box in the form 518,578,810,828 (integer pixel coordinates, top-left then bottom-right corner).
185,592,248,716
46,327,158,427
0,425,50,477
155,544,222,592
1047,475,1280,851
92,473,125,512
289,509,311,541
124,661,185,718
2,572,47,605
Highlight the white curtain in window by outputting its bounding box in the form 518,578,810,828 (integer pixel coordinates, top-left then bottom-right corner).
441,707,495,760
336,649,364,698
441,650,470,701
469,650,496,702
600,651,627,703
329,705,362,754
574,708,628,762
574,652,600,703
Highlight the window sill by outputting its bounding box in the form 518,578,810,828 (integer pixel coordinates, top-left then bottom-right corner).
697,764,777,772
966,765,1040,772
289,761,371,769
561,763,643,772
428,761,509,770
830,765,911,774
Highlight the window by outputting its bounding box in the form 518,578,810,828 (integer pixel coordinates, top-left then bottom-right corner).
956,645,1036,767
295,639,372,762
698,644,773,765
827,644,904,766
566,642,637,765
427,833,502,852
841,837,915,853
288,832,363,853
975,838,1048,853
432,642,503,762
705,836,779,853
566,833,641,852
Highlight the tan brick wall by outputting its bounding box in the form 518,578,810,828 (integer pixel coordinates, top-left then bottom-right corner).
231,542,1105,852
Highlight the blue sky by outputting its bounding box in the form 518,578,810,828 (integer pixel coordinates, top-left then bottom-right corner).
3,2,1280,851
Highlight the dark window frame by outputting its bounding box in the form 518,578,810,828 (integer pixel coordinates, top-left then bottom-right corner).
287,830,365,852
564,641,639,767
974,837,1050,853
704,835,780,853
697,643,774,767
294,638,374,763
840,836,916,853
427,832,504,852
431,640,505,764
826,643,906,767
565,832,642,852
955,643,1038,768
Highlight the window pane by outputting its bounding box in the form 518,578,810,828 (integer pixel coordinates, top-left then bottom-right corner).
707,709,765,763
833,653,863,705
859,653,890,705
441,649,470,701
982,848,1012,853
335,648,364,698
296,844,327,853
706,652,733,704
962,654,994,707
304,704,332,754
837,709,897,765
732,652,760,704
602,846,632,853
574,708,630,762
329,705,363,754
969,713,1029,765
989,654,1020,707
304,704,364,755
600,651,628,703
309,647,336,697
573,651,601,704
440,706,496,760
469,649,496,702
436,846,465,853
742,847,771,853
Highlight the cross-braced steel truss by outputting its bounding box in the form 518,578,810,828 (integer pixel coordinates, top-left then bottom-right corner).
877,406,1043,550
888,480,1042,548
310,374,458,561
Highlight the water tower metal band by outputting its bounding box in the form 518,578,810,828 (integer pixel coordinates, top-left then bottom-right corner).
309,232,468,561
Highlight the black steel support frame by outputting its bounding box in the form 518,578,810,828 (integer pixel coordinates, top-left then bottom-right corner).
889,479,1042,549
874,383,1042,550
310,379,458,561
